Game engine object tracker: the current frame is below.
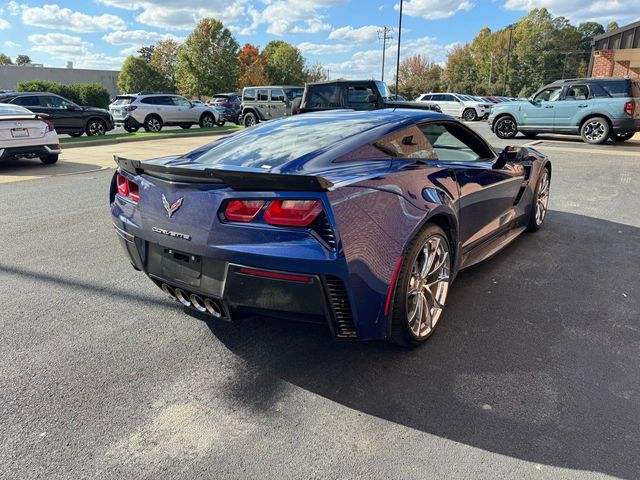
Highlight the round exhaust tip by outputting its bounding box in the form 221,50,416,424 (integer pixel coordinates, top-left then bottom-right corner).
190,294,207,313
174,288,191,307
204,298,222,318
161,283,176,301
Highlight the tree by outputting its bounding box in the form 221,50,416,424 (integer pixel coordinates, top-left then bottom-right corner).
237,43,269,88
149,39,180,91
305,63,329,83
396,54,442,100
118,56,167,93
0,53,12,65
176,18,239,97
606,22,619,32
15,55,32,65
138,45,155,62
444,45,479,94
263,40,306,85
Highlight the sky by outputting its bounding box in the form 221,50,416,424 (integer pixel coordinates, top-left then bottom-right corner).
0,0,637,79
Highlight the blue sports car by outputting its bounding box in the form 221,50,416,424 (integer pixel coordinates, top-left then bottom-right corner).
110,109,551,346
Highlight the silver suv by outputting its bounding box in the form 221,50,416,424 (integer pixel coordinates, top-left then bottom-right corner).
240,86,304,127
109,93,220,132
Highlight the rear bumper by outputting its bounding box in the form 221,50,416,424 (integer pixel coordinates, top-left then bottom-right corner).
611,117,640,134
0,144,61,161
112,221,358,339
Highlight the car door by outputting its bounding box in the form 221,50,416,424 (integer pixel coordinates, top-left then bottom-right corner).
155,96,177,123
440,94,462,117
553,83,592,132
172,96,195,122
521,85,562,129
419,121,525,253
256,88,269,119
36,95,82,132
269,88,287,118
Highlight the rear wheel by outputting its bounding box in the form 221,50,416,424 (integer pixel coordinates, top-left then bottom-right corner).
40,154,58,165
199,113,215,129
462,108,477,121
527,167,550,232
494,116,518,139
144,115,163,132
390,224,451,347
216,119,226,127
243,112,257,127
580,116,609,144
86,119,106,136
610,132,634,142
123,118,139,133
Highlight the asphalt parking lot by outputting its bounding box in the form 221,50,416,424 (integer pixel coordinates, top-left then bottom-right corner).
1,123,639,479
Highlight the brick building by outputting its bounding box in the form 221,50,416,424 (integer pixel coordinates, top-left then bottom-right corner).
589,20,640,79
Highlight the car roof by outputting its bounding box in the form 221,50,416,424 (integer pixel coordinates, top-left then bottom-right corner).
549,77,630,85
243,86,303,89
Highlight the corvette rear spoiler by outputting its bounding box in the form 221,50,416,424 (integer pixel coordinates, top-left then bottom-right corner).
114,156,334,192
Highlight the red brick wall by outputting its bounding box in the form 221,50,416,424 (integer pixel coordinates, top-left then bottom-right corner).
591,50,640,79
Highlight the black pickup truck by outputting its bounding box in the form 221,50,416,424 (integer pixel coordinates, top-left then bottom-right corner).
296,80,441,114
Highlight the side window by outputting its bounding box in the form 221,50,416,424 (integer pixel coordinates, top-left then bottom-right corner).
431,94,444,102
373,125,438,160
39,95,67,109
600,80,630,97
244,89,256,101
155,96,174,106
257,89,269,101
533,87,562,102
12,96,40,107
423,95,433,101
347,85,376,109
306,85,342,108
420,122,493,162
565,84,589,100
140,97,155,104
173,96,191,107
270,88,285,102
441,94,455,102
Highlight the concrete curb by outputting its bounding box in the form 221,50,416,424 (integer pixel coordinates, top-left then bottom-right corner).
60,129,237,149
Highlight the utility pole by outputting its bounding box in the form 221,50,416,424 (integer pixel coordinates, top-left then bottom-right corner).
502,26,513,96
560,51,571,79
378,26,393,82
488,54,493,86
395,0,403,95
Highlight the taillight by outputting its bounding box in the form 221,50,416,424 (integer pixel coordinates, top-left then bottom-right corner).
124,105,138,111
224,200,265,222
116,172,139,203
264,200,322,227
624,101,635,116
224,101,234,107
43,119,55,133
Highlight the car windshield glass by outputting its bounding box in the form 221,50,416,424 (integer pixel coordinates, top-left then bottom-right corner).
112,97,134,105
283,88,303,100
191,115,382,169
0,104,31,115
211,96,230,102
376,81,392,99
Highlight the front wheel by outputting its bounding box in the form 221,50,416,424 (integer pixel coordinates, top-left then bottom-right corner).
199,113,215,129
494,116,518,139
40,154,59,165
527,166,550,232
610,132,634,142
580,117,609,144
462,108,477,121
243,112,257,127
390,224,451,347
86,119,106,136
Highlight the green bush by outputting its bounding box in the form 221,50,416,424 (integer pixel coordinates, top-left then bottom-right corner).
16,80,110,108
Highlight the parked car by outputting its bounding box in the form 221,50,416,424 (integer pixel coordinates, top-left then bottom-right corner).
297,80,441,115
482,96,503,104
0,103,61,164
209,92,241,125
110,108,551,345
0,91,114,137
415,92,489,121
109,93,219,133
489,77,640,144
240,86,304,127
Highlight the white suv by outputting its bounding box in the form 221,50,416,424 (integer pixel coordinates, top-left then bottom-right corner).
109,93,220,132
415,92,489,121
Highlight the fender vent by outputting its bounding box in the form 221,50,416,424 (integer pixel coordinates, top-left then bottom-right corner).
311,213,337,250
325,276,356,338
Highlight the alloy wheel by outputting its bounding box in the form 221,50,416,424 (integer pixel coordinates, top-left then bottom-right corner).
463,109,476,121
496,118,516,137
583,120,606,142
201,115,214,128
406,235,450,338
147,118,161,132
88,121,105,136
535,170,550,226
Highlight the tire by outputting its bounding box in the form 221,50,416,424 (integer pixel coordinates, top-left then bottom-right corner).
389,224,451,347
243,112,257,127
610,132,634,142
199,113,215,129
123,118,139,133
216,119,226,127
85,119,106,136
179,124,192,129
526,166,550,232
144,115,163,132
580,116,609,144
68,132,83,137
40,154,58,165
494,115,518,139
462,108,477,122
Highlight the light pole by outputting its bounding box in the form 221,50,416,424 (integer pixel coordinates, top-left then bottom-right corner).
395,0,403,95
502,26,513,96
378,26,393,82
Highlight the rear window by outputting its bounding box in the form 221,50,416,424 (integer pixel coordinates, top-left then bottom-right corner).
599,80,630,97
191,114,383,169
211,96,231,103
112,96,135,105
0,104,31,115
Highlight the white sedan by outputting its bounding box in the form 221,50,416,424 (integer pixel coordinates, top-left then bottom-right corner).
0,103,61,164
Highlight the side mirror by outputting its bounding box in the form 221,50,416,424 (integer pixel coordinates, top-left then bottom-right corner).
493,146,519,169
189,102,195,108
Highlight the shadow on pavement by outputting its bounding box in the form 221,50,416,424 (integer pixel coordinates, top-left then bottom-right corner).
0,157,106,179
204,211,640,479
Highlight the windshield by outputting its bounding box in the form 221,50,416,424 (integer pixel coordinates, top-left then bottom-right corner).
283,88,304,100
0,104,31,115
192,114,382,169
211,96,231,103
376,81,393,99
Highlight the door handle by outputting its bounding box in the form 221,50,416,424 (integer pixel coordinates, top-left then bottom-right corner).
577,104,588,108
544,105,554,109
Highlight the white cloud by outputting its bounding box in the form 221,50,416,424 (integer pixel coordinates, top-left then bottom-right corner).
297,42,352,55
28,33,124,70
20,4,126,32
398,0,474,20
240,0,344,36
329,25,382,44
103,30,181,46
4,41,20,48
0,18,9,30
503,0,638,22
